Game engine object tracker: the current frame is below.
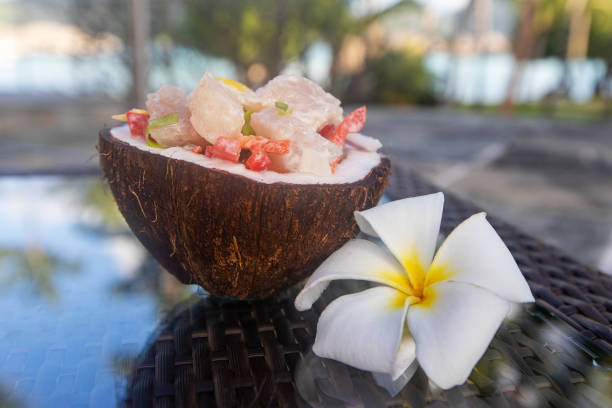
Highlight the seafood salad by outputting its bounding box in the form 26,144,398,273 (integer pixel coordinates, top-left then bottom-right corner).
112,73,382,177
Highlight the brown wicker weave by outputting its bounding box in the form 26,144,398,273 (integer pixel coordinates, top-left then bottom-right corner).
125,171,612,408
386,168,612,354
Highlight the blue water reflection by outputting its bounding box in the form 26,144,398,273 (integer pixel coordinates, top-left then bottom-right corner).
0,176,196,407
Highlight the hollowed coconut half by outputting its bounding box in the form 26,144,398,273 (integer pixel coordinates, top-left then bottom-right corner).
99,125,391,298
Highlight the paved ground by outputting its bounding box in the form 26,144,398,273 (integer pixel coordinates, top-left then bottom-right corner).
365,107,612,274
1,102,611,273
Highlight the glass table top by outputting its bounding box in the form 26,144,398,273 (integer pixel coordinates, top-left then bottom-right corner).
0,176,610,407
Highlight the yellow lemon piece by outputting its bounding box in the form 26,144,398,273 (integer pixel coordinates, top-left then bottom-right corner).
217,77,252,93
111,108,149,122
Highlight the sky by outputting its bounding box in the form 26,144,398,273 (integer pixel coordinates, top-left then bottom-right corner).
353,0,471,15
417,0,471,14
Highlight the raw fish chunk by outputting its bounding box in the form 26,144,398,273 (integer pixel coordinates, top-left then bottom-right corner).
246,75,343,131
345,133,382,152
146,86,203,147
250,108,341,177
188,72,244,144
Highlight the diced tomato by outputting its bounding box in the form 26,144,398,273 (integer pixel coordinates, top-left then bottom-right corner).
345,106,366,133
330,157,340,174
191,146,203,154
238,135,264,149
126,110,150,138
262,139,290,154
245,149,271,171
238,135,290,155
205,137,241,162
318,124,335,139
327,106,366,147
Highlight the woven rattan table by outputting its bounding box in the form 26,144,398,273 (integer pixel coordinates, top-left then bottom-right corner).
123,170,612,408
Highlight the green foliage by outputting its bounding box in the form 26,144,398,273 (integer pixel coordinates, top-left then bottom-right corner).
526,0,612,63
537,0,569,58
178,0,318,79
347,51,437,105
588,2,612,64
177,0,416,84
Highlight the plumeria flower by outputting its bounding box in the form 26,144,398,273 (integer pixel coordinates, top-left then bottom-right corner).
295,192,534,389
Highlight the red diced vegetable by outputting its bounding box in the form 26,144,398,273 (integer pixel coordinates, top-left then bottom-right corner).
330,157,340,174
344,106,366,133
112,108,148,122
318,124,335,139
246,149,271,171
191,146,203,154
262,139,290,154
205,137,241,162
238,135,290,155
238,135,264,150
326,106,366,147
126,110,150,138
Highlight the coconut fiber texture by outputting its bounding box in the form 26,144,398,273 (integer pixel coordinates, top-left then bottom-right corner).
99,127,391,299
123,171,612,408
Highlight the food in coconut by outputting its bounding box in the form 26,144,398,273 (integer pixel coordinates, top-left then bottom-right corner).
250,107,341,176
103,73,390,298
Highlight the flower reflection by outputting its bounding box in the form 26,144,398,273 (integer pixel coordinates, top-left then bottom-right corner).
294,303,612,407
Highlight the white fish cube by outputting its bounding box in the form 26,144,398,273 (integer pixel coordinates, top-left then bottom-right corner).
246,75,343,131
146,85,204,147
187,72,244,144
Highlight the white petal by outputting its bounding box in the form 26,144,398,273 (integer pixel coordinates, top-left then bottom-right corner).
295,239,413,311
372,360,419,397
392,331,418,380
354,192,444,290
428,213,534,303
312,286,416,377
407,281,510,389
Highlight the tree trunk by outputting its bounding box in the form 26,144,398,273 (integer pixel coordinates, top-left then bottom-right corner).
501,0,536,114
268,0,287,79
328,40,342,96
129,0,150,108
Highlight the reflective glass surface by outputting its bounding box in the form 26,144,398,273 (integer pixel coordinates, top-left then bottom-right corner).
0,176,610,407
0,176,197,407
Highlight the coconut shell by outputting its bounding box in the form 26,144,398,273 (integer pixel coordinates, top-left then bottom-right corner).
98,127,391,298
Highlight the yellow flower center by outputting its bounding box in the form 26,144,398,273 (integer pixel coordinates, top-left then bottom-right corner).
386,249,452,310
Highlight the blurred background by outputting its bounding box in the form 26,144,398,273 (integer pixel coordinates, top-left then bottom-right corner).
1,0,611,274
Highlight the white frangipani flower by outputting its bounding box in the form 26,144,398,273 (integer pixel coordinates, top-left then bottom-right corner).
295,192,534,389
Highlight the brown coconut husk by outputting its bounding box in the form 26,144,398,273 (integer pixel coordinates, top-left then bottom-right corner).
98,126,391,298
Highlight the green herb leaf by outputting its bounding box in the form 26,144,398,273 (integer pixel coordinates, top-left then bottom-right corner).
241,109,255,135
275,101,293,116
146,133,166,148
275,101,289,111
277,107,293,116
145,112,178,148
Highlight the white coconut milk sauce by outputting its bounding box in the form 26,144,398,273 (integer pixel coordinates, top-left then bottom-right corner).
111,124,383,185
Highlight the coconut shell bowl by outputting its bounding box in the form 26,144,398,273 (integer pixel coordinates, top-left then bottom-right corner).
99,126,390,299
